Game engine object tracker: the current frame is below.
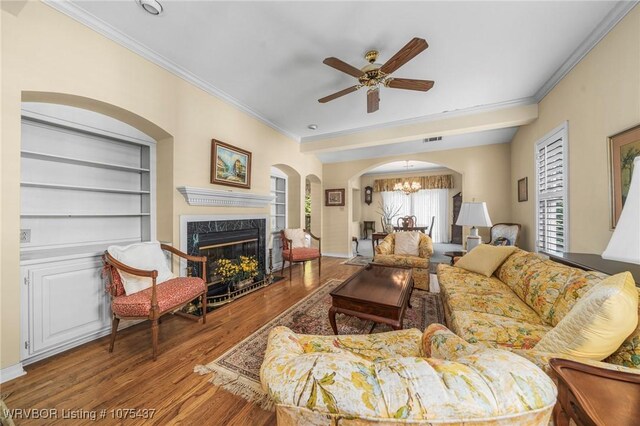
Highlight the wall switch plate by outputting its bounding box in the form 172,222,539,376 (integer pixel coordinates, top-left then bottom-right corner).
20,229,31,243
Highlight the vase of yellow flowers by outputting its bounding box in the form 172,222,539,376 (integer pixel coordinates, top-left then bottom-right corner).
214,256,259,291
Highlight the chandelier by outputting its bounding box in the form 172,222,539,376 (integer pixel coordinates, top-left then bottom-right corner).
393,161,422,195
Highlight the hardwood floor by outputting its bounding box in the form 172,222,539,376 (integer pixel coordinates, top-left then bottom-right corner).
2,257,360,425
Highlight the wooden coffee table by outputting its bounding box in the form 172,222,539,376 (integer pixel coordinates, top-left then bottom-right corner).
329,263,413,334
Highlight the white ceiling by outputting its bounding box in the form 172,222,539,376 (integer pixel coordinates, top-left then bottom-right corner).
53,0,631,144
363,160,446,176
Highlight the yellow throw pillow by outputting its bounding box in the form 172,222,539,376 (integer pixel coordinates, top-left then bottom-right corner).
534,272,638,360
454,245,517,277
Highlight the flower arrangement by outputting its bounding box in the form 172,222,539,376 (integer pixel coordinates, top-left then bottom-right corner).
214,256,259,284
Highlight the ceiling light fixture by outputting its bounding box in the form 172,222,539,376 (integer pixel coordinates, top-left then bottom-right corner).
307,124,318,130
137,0,163,16
393,161,422,195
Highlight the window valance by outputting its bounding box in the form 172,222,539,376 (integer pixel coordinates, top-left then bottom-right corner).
373,174,453,192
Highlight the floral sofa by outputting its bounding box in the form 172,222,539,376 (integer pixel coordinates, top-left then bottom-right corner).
437,249,640,376
261,324,557,425
374,233,433,290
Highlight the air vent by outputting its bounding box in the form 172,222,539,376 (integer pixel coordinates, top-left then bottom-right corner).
423,136,443,143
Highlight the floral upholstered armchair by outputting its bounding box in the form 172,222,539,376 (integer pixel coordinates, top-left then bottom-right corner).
260,324,557,425
374,232,433,290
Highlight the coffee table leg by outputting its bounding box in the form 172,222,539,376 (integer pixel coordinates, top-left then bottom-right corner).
329,306,338,335
407,278,414,309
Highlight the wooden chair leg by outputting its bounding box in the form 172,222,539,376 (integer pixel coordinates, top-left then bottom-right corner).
151,318,159,361
281,259,285,277
289,261,292,282
318,256,321,276
109,315,120,353
201,290,207,324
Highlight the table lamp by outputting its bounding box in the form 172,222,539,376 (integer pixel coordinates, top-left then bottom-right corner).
602,156,640,264
456,201,492,251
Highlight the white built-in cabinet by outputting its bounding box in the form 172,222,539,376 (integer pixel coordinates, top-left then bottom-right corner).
19,103,156,364
270,168,287,270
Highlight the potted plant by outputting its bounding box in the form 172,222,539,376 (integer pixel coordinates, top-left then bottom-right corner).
377,200,402,233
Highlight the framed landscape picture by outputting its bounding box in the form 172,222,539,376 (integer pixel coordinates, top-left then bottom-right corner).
211,139,252,189
609,124,640,227
325,188,345,206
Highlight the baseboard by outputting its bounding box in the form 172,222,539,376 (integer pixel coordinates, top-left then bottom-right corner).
0,363,26,384
322,252,351,259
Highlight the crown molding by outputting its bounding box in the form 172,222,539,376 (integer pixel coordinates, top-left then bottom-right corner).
301,97,536,143
42,0,300,142
177,186,274,208
534,1,639,101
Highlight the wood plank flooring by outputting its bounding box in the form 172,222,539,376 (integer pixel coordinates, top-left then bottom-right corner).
2,257,360,425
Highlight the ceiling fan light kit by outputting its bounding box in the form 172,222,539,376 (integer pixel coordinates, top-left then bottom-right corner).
319,37,434,113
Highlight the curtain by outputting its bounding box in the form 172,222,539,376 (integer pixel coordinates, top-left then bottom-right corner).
380,189,450,243
380,191,410,226
412,189,449,243
373,175,453,192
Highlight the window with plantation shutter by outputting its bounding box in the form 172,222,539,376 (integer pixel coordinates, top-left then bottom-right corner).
535,123,569,253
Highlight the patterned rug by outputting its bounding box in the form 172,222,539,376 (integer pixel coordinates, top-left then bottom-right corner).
195,279,444,410
342,256,373,266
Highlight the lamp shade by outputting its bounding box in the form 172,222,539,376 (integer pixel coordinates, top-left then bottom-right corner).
456,202,493,227
602,156,640,264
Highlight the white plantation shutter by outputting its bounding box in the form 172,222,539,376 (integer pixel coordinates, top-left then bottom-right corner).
536,124,569,253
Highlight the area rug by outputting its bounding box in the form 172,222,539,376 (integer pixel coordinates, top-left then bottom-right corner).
195,279,444,410
342,255,373,266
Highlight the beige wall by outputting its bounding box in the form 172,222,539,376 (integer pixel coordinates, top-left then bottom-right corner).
0,3,322,369
511,6,640,252
356,168,462,238
322,143,511,256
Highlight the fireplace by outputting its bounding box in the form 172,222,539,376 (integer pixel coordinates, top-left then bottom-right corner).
184,217,267,283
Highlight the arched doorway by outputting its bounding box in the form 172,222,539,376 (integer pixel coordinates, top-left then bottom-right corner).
349,160,463,258
270,164,302,269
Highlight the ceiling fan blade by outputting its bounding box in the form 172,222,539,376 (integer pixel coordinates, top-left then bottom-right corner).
323,57,364,78
318,85,361,103
380,38,428,75
386,78,434,91
367,88,379,113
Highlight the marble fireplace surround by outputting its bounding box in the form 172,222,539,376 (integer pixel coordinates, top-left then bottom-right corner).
179,215,268,278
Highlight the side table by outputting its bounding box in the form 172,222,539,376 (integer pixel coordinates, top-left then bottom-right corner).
549,358,640,426
371,232,388,253
444,251,466,265
363,221,376,239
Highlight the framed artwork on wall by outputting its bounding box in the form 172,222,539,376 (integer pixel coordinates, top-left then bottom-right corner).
517,177,528,202
325,188,345,206
211,139,252,189
609,124,640,227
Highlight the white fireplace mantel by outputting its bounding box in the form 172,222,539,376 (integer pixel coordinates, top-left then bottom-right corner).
177,186,274,208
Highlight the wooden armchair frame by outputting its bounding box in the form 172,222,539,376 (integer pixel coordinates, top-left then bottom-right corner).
103,244,207,361
280,229,321,282
487,223,522,247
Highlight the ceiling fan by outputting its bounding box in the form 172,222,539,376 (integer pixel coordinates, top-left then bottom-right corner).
318,37,434,113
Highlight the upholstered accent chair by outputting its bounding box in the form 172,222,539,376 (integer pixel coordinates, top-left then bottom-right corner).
280,229,321,282
374,232,433,290
488,222,521,247
103,242,207,361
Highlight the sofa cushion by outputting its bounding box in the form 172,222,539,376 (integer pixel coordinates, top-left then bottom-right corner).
449,311,551,350
438,263,506,295
497,249,607,325
605,288,640,369
111,276,205,317
445,290,544,325
454,245,516,277
107,241,175,295
535,272,638,361
373,254,427,269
